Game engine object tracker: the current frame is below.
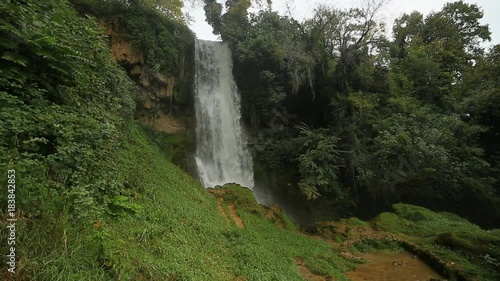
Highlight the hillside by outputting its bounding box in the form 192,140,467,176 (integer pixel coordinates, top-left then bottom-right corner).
72,122,357,280
1,0,499,280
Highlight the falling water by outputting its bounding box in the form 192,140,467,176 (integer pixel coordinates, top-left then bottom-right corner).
193,40,254,189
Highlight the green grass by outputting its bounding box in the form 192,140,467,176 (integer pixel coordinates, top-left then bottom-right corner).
4,121,498,281
1,121,355,280
140,124,195,165
98,122,355,280
351,239,403,254
0,217,109,280
210,184,354,279
345,217,369,227
98,122,234,280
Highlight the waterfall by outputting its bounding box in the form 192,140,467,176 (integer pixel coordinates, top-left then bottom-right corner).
193,40,254,189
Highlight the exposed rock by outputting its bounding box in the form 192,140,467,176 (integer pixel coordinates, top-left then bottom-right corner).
100,20,187,133
261,204,288,228
130,64,143,76
392,261,405,266
102,21,144,65
111,39,144,65
137,110,184,134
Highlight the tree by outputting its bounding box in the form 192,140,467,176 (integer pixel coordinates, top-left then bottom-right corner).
203,0,223,34
391,1,491,108
306,1,388,90
435,0,491,56
198,0,500,225
457,44,500,191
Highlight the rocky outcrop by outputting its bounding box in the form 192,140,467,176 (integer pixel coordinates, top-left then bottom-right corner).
102,20,190,133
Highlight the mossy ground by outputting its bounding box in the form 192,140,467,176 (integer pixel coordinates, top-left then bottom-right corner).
309,203,500,281
375,204,500,280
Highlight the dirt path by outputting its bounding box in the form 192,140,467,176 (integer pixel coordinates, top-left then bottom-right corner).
228,204,244,229
216,198,230,225
209,189,444,281
214,195,244,229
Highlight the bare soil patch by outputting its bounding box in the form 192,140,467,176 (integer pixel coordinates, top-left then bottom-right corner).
228,204,244,229
345,251,444,281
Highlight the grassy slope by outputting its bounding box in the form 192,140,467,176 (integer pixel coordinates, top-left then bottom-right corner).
8,121,497,281
98,122,354,281
1,121,353,280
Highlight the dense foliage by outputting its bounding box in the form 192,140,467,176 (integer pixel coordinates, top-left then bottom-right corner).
0,0,136,221
204,0,500,227
0,0,195,278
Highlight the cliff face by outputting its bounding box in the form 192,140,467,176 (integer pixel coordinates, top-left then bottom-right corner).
103,20,193,133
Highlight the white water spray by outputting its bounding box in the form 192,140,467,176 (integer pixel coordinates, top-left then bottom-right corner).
193,40,254,189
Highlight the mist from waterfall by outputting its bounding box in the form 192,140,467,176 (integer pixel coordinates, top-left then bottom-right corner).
193,40,254,189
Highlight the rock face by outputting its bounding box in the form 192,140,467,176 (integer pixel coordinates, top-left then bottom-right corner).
102,20,192,133
108,32,144,66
